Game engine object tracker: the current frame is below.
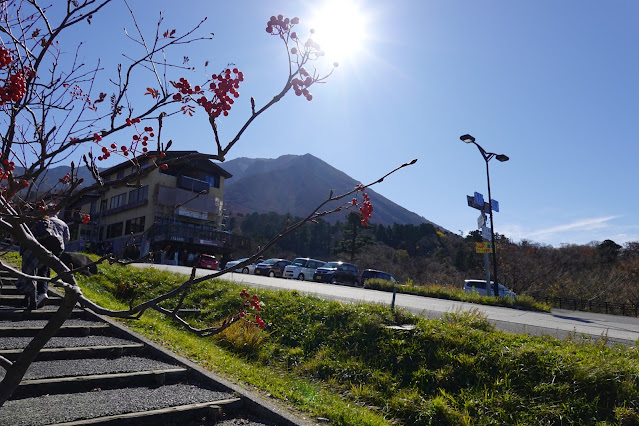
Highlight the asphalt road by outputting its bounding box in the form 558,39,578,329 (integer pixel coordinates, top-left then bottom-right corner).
133,263,639,345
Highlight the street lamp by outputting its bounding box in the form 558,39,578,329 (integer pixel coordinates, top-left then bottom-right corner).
460,134,509,297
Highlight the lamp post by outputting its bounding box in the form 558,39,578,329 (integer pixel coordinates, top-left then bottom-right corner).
460,134,509,297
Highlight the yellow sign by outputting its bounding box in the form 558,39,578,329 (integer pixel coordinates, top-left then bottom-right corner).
475,242,493,253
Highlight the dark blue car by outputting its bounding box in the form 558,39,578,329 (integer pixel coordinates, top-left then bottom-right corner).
313,261,360,285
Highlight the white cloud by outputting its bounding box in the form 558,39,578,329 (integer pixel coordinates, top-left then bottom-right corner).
526,216,620,240
498,216,639,246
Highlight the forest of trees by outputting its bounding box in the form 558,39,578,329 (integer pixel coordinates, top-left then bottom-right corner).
230,211,639,307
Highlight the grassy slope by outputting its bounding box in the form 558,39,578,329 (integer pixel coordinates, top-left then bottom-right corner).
79,262,639,425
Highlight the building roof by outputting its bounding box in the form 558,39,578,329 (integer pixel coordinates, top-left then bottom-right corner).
99,151,232,179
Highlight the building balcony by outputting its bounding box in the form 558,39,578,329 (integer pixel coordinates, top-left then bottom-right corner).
148,224,249,251
156,185,220,216
177,174,210,193
102,199,149,217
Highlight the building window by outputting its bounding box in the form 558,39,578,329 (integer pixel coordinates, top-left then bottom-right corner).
106,222,123,239
129,185,148,203
100,199,107,212
205,175,220,188
125,216,146,234
110,193,127,209
117,170,124,179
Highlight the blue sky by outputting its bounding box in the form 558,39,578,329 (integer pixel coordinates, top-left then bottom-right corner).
61,0,638,247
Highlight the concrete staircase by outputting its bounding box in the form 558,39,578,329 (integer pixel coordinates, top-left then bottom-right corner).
0,280,306,425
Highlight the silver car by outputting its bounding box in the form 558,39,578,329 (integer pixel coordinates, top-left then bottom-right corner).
463,280,516,298
225,257,258,274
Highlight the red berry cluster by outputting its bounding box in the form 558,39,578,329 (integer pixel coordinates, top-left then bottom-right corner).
0,71,26,105
1,158,17,181
82,214,91,224
0,160,27,190
0,47,12,68
171,77,198,101
265,14,299,34
291,68,313,101
94,117,158,161
171,68,244,119
352,184,374,226
239,289,265,328
59,172,72,185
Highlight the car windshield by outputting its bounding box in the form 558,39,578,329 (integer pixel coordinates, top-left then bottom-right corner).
322,262,340,269
261,259,278,265
466,281,487,289
292,258,306,267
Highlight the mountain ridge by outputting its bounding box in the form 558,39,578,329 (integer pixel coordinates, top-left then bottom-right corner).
222,153,439,228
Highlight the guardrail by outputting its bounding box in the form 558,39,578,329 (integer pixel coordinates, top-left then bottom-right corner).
538,296,639,317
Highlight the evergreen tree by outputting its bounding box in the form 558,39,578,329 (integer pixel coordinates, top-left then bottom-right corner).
333,213,374,262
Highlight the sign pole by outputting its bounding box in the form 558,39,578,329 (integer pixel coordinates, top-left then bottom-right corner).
482,213,491,289
471,195,498,295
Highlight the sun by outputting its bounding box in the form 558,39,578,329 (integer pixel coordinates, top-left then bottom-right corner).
305,0,371,63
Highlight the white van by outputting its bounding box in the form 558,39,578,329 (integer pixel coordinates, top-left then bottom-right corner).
463,280,516,298
283,258,326,281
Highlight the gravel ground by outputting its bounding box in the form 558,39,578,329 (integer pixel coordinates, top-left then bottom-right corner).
215,416,279,426
0,356,179,381
0,383,235,425
161,414,280,426
0,335,136,350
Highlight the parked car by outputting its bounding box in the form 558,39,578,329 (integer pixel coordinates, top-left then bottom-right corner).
463,279,516,298
196,254,219,270
224,257,259,274
254,258,292,277
360,269,399,286
283,258,326,281
313,261,360,285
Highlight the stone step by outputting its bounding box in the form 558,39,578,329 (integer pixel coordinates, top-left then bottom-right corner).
0,342,145,361
0,335,141,352
12,367,189,399
0,320,111,337
0,282,22,295
49,399,245,425
0,383,240,425
0,294,63,308
4,355,179,382
0,307,86,320
0,282,307,425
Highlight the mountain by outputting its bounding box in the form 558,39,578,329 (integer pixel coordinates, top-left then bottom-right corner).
221,154,439,228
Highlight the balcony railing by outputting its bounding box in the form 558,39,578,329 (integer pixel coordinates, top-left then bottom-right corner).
177,174,210,193
148,224,249,251
102,199,148,216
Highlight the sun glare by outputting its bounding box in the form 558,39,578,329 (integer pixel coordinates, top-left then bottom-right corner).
306,0,371,63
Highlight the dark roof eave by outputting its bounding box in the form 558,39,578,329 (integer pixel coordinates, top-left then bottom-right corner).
99,151,232,179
